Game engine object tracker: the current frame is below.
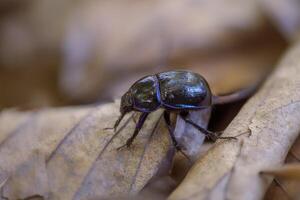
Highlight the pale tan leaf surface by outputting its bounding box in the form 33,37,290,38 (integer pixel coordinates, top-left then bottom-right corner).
0,102,172,199
0,107,91,176
2,150,48,199
0,109,33,143
0,107,91,199
168,39,300,200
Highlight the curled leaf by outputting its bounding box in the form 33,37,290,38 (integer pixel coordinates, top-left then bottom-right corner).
169,39,300,200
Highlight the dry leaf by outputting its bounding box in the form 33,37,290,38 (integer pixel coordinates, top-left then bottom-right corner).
168,39,300,200
261,164,300,180
0,102,172,199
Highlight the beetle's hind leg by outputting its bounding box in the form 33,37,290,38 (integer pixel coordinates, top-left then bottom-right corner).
117,112,149,150
163,111,190,160
179,111,237,142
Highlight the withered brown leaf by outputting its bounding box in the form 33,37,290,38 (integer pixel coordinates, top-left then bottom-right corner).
261,164,300,180
0,102,172,199
262,163,300,200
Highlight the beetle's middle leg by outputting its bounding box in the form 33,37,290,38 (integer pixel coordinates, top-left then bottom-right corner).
163,111,181,150
117,112,149,150
179,111,237,141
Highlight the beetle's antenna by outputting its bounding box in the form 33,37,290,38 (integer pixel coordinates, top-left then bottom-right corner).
113,113,126,131
104,113,126,131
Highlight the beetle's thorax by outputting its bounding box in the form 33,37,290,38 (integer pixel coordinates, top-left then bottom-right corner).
129,75,161,112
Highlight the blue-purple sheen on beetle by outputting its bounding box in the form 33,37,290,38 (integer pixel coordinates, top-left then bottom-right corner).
111,70,257,151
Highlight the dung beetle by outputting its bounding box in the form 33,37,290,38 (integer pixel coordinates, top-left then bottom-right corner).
112,70,256,150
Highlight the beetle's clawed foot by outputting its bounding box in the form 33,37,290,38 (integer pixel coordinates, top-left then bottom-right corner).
172,143,191,162
117,139,133,151
116,144,128,151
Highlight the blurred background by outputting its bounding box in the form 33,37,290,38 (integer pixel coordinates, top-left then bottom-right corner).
0,0,299,110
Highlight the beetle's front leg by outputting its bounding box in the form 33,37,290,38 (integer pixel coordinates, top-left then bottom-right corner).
117,112,149,150
179,111,237,142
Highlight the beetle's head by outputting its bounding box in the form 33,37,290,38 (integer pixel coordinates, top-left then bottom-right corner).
112,91,133,131
120,91,133,114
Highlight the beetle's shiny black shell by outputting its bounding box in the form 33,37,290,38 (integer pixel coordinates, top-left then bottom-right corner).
129,71,211,112
157,71,211,109
129,71,212,112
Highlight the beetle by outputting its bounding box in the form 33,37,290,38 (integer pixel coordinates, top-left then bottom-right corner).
111,70,256,151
